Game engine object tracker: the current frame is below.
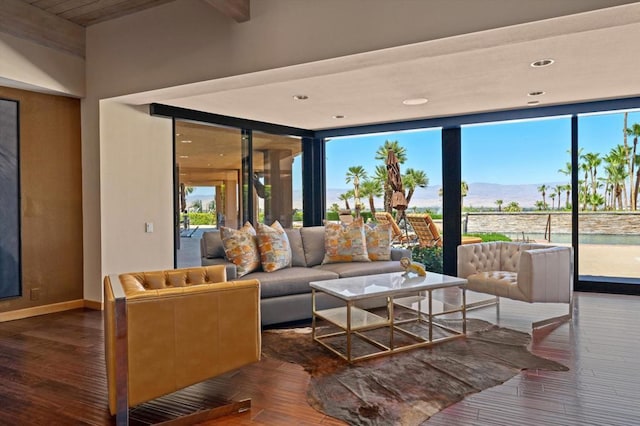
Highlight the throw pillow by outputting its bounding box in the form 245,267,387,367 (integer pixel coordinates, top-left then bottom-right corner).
322,217,370,264
257,221,292,272
220,222,260,277
365,222,392,261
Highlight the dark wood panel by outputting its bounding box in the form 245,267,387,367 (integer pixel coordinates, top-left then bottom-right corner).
1,292,640,425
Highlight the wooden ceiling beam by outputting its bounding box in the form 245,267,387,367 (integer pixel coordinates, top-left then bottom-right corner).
203,0,250,23
0,0,85,57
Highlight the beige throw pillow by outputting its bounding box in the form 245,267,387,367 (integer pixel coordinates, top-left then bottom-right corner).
220,222,260,277
257,221,292,272
322,218,370,264
365,222,392,261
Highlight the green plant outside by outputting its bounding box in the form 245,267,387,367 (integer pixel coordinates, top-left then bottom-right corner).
464,232,512,242
411,246,443,274
182,212,215,225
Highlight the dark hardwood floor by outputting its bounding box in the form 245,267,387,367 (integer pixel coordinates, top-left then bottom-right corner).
1,291,639,425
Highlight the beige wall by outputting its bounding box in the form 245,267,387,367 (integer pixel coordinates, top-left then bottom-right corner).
0,32,84,97
96,101,174,299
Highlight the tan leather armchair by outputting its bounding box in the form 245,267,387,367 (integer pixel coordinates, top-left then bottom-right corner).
104,265,260,424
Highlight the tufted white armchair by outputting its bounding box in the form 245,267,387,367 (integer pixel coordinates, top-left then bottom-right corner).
457,242,573,328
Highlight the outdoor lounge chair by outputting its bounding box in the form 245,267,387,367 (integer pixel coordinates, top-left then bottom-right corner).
338,209,354,224
374,211,416,245
405,213,482,248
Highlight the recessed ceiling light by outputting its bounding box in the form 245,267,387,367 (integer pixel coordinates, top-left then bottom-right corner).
293,94,309,100
332,115,345,119
179,155,189,159
531,59,554,68
527,100,540,105
175,133,182,137
180,140,192,144
402,98,428,106
219,153,224,157
528,91,545,97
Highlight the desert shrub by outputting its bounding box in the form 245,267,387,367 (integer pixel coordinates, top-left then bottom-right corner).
411,246,443,273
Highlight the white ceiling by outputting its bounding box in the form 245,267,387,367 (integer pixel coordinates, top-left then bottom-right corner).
123,2,640,131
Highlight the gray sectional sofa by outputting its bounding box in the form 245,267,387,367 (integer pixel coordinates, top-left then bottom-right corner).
200,226,411,326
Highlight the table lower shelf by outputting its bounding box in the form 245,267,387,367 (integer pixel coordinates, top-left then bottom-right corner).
312,304,466,362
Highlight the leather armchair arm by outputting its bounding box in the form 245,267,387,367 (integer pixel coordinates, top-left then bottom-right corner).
518,246,573,303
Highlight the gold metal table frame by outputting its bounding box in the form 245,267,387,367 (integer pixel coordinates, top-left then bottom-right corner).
310,272,467,363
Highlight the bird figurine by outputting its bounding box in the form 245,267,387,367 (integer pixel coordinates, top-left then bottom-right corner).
400,257,426,276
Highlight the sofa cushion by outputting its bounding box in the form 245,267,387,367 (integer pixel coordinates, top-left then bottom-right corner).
221,222,261,277
315,260,404,278
466,271,525,301
202,230,225,259
365,223,392,261
247,267,339,299
322,218,370,264
300,226,326,267
285,228,306,267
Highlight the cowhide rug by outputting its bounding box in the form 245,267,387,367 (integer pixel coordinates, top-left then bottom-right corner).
262,318,568,425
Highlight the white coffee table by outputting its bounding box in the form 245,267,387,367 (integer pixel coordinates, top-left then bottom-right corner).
310,271,468,362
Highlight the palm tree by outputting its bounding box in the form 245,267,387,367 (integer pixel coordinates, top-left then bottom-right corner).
345,166,368,211
495,199,503,212
461,181,469,210
360,179,383,214
535,200,546,211
338,191,352,210
605,145,629,210
553,185,563,210
375,141,407,213
582,152,602,201
537,184,548,209
558,162,572,177
402,168,428,206
561,184,572,210
625,122,640,210
549,192,557,210
374,140,407,163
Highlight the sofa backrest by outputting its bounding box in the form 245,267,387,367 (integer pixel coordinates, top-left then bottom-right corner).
458,241,551,277
201,230,225,259
299,226,326,267
200,228,308,267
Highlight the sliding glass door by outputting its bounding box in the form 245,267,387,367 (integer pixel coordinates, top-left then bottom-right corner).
577,110,640,280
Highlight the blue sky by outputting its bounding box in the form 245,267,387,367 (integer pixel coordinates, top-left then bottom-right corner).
324,110,640,189
191,109,640,202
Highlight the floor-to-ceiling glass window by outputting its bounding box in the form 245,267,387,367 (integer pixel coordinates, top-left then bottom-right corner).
252,132,302,228
578,110,640,280
461,117,572,244
326,129,442,219
174,121,243,266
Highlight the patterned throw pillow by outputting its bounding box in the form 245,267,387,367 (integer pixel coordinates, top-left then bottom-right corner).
322,218,371,264
220,222,260,277
365,222,392,261
257,221,292,272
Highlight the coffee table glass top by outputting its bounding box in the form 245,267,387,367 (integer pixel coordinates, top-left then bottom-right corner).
309,271,466,301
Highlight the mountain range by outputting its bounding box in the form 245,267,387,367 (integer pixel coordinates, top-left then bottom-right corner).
187,182,568,211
